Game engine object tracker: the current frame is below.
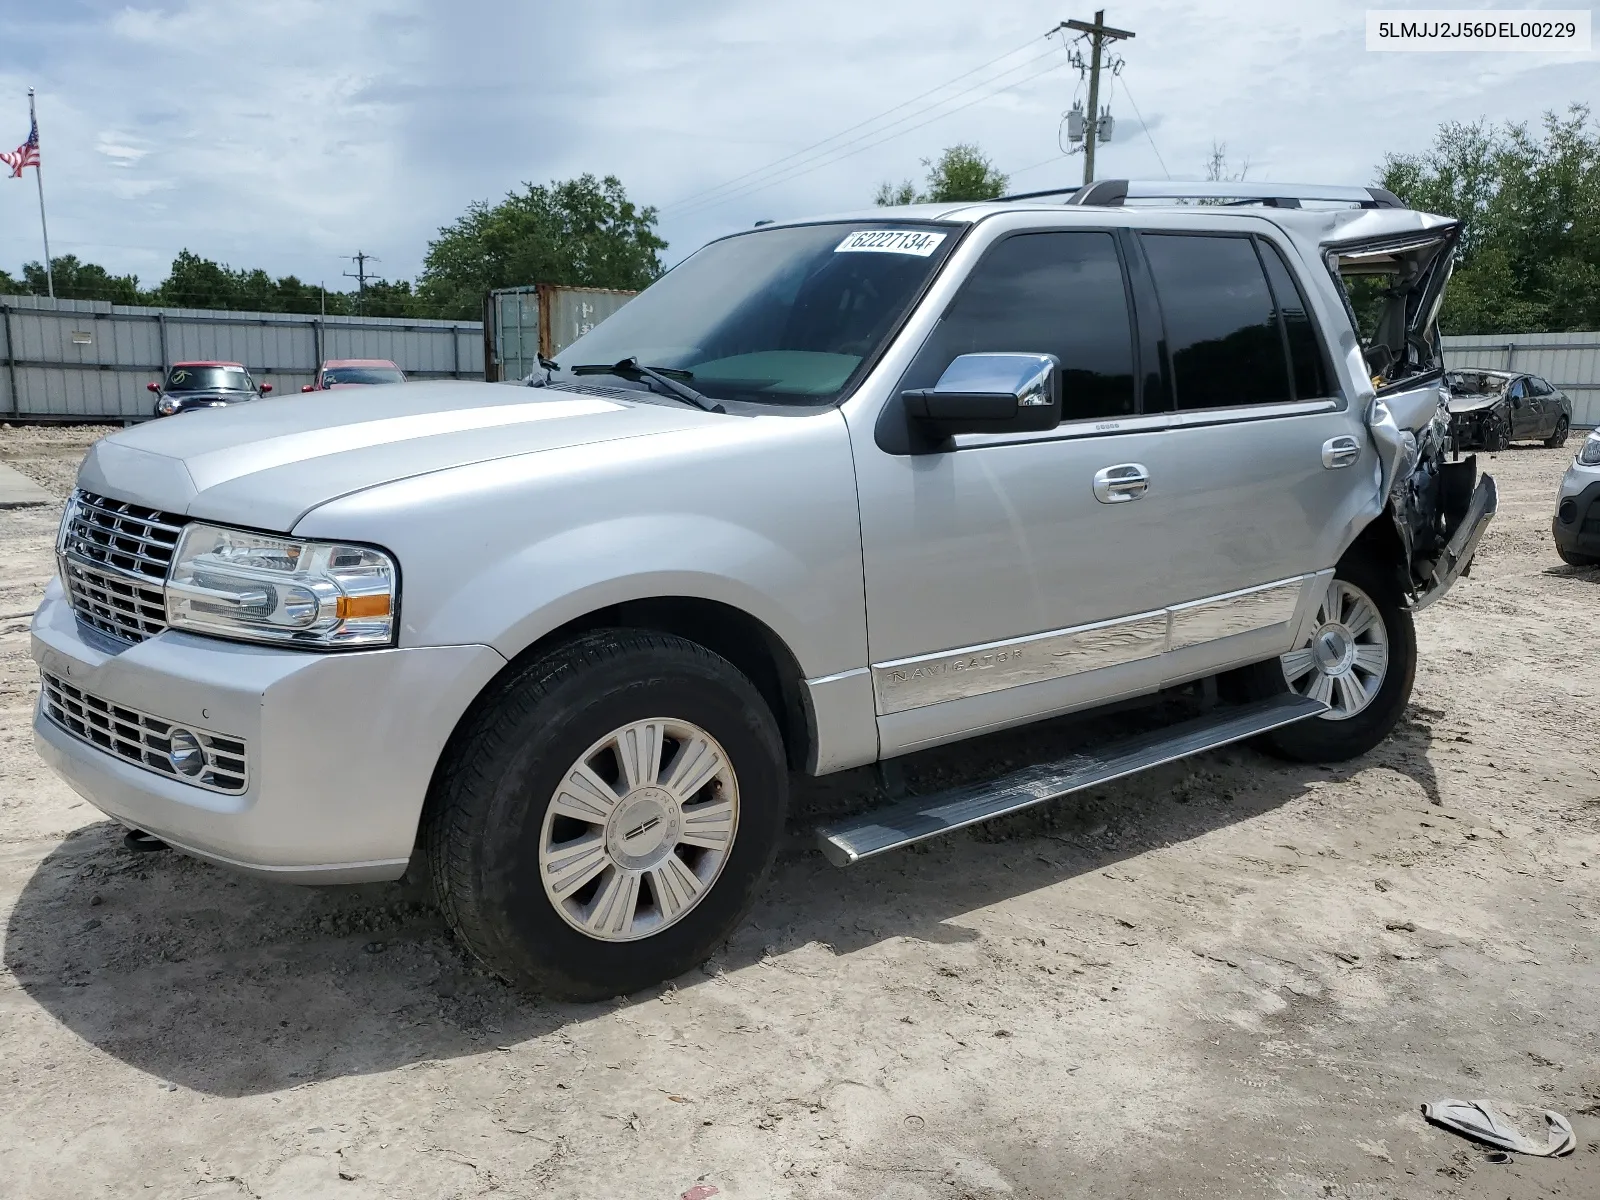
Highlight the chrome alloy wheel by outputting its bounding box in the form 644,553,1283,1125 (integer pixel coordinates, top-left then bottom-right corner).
538,718,739,942
1280,580,1389,721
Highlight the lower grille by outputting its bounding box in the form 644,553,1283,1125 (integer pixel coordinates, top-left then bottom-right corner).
40,672,248,795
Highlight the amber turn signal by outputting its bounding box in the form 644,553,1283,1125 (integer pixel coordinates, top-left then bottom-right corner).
336,594,391,620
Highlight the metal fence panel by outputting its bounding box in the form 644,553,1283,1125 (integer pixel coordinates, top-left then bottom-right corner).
0,294,484,420
1443,331,1600,427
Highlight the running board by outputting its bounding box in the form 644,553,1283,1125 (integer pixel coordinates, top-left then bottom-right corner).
816,693,1328,867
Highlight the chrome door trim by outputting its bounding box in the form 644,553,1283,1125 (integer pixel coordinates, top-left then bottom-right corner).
1167,578,1304,651
870,573,1328,715
947,398,1342,452
871,609,1169,715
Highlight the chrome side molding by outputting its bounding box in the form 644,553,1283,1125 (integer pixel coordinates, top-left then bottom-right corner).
871,575,1314,715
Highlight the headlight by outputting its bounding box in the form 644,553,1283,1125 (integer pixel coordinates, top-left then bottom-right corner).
157,396,179,415
1580,431,1600,466
165,523,397,648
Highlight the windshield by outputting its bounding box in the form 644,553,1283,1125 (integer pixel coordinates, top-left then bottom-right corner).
166,366,252,392
1445,371,1507,396
551,222,959,405
322,367,405,386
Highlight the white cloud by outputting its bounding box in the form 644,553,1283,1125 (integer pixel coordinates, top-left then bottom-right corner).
0,0,1593,288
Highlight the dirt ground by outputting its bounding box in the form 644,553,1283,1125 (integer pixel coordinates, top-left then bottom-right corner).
1,423,1596,1200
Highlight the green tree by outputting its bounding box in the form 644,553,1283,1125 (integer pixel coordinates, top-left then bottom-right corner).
417,174,666,319
1379,104,1600,333
0,255,143,303
875,143,1009,206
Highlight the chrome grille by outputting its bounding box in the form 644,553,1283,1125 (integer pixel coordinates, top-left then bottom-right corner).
59,489,185,644
40,672,248,795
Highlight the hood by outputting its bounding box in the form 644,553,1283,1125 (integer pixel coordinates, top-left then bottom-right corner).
84,379,717,531
1446,393,1505,413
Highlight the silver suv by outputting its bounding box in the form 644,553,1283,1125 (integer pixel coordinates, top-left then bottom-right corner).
32,180,1496,999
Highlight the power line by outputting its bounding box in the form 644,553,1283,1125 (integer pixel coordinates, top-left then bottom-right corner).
671,51,1061,218
659,33,1051,214
1116,71,1171,179
672,56,1067,219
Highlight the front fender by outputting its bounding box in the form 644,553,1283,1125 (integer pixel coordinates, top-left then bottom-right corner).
421,513,833,670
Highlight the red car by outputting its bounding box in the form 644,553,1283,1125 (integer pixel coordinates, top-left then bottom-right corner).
301,358,407,392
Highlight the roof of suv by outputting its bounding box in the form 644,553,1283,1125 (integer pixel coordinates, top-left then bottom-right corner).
755,182,1455,248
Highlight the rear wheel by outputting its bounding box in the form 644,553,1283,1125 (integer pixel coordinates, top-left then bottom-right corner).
1545,418,1570,449
1225,558,1416,763
426,630,788,1000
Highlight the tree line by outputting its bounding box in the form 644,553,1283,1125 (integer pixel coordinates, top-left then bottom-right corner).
1,107,1595,334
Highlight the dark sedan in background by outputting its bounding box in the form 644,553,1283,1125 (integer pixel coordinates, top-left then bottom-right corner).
148,361,271,417
1445,368,1573,451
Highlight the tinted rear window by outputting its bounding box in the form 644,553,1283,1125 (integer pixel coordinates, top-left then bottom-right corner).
1142,234,1291,410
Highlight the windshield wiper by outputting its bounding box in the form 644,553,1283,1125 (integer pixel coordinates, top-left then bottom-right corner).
570,357,725,414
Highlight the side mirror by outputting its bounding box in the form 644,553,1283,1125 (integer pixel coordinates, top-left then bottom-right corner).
1511,396,1522,409
301,384,314,393
259,383,273,394
902,353,1061,436
147,381,160,393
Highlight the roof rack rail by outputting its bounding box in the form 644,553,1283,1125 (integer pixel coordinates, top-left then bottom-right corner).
995,185,1083,202
1062,180,1404,209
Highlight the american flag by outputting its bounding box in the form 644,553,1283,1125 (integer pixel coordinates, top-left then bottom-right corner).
0,114,40,178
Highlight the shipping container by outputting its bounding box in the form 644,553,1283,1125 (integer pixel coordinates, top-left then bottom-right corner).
0,294,483,420
484,284,635,382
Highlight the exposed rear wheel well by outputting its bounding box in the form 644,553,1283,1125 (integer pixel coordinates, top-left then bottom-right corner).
1339,511,1409,600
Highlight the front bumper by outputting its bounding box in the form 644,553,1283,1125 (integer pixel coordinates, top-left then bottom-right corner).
1553,465,1600,557
1448,408,1499,450
30,582,505,883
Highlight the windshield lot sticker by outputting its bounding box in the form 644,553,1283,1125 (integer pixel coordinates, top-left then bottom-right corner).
834,230,947,256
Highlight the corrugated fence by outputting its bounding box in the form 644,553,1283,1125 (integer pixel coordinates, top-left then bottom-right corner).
1442,331,1600,427
5,292,1595,428
0,294,483,421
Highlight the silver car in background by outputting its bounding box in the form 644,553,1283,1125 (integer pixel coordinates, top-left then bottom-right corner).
1554,429,1600,566
32,180,1494,999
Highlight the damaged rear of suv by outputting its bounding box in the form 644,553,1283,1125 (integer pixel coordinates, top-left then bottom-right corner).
1327,218,1495,612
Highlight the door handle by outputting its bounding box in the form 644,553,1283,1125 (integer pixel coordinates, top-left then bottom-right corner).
1093,463,1149,503
1322,436,1361,469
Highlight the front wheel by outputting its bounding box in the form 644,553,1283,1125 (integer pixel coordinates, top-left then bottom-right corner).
1557,544,1599,567
1545,418,1570,449
1224,559,1417,763
425,630,788,1000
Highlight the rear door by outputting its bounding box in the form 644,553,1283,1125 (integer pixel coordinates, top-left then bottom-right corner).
1507,378,1536,439
1132,229,1364,683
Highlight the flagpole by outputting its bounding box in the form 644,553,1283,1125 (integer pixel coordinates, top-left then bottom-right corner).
27,89,53,299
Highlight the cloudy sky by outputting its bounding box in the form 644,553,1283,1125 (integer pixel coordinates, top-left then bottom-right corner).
0,0,1593,296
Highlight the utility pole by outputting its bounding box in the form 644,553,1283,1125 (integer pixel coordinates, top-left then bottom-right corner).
342,251,377,314
1059,11,1134,185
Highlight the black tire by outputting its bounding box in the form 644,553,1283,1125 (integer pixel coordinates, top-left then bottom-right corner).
425,629,788,1001
1486,416,1511,452
1545,418,1570,449
1223,556,1417,763
1557,544,1599,567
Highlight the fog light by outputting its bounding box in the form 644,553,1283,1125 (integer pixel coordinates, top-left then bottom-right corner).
1558,499,1577,524
167,728,205,777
